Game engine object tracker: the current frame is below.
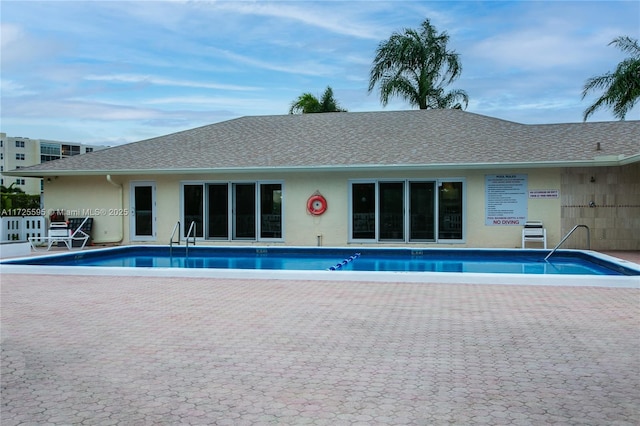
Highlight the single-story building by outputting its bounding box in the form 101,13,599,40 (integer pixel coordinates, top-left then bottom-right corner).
6,110,639,250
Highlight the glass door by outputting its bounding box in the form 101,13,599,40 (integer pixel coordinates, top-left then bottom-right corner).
130,182,156,241
259,183,282,239
207,184,229,239
379,182,404,241
233,183,256,239
183,184,203,238
409,182,435,241
351,183,375,240
438,181,463,240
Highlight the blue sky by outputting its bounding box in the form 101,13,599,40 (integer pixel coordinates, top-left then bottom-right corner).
1,0,639,145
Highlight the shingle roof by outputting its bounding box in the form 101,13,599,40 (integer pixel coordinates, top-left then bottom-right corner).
8,110,640,176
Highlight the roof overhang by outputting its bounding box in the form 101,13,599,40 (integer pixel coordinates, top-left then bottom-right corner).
4,155,639,178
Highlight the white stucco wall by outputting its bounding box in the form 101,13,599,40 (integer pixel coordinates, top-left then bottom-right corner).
42,175,124,244
42,168,563,248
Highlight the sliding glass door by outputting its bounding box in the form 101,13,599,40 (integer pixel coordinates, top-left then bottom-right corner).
409,182,435,241
438,181,463,240
182,181,283,241
260,183,282,239
207,184,228,239
350,179,463,243
233,183,256,239
352,183,375,240
183,184,203,238
379,182,404,241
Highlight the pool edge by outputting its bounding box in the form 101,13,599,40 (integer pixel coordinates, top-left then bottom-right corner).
2,245,638,288
1,263,638,289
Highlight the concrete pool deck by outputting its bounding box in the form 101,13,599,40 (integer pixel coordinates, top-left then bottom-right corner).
1,270,639,425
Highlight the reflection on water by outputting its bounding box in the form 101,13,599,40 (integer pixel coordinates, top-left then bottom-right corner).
73,253,620,275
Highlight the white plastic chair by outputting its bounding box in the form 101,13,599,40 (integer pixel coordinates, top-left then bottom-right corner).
522,220,547,249
29,217,91,251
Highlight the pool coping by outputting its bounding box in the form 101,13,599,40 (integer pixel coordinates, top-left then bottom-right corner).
1,246,638,288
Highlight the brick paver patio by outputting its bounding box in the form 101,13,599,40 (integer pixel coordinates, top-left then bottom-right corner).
1,273,639,425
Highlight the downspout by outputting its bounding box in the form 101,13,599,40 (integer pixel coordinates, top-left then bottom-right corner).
104,175,124,244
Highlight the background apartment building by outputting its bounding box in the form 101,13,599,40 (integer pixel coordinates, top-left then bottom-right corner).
0,132,108,194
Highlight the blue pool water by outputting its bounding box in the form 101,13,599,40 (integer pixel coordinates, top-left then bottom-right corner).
4,246,639,276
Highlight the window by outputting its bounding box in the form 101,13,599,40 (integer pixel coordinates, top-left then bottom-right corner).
85,147,93,153
410,182,435,240
61,144,80,156
41,143,61,157
15,179,25,185
349,179,464,243
208,184,229,239
233,183,256,239
182,181,283,241
183,184,204,238
15,140,25,148
438,181,463,240
16,153,25,160
260,183,282,239
379,182,404,240
41,155,60,162
352,183,375,239
131,182,156,240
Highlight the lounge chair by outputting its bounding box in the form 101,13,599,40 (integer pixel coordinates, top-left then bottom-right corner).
29,217,91,251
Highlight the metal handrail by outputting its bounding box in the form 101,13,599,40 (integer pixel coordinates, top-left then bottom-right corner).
185,221,197,257
169,221,180,257
545,224,590,261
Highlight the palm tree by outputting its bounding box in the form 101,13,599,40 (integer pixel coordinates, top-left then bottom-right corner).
1,183,31,211
368,18,468,110
289,86,347,114
582,36,640,121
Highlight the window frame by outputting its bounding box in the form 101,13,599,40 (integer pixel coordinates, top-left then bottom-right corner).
180,180,284,242
348,178,465,244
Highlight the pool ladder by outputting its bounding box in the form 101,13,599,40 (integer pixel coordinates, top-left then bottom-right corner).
545,224,590,261
169,221,197,257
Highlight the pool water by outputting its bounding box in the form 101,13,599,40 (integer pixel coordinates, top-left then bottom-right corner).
5,246,639,276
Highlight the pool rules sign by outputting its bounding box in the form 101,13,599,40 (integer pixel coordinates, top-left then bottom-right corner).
485,174,527,225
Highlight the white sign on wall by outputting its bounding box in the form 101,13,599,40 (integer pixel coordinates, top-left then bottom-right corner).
485,174,528,226
528,190,559,199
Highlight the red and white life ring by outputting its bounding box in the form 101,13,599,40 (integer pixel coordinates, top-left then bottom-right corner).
307,194,327,215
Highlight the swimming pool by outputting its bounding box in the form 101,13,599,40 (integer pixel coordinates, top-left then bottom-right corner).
4,245,639,276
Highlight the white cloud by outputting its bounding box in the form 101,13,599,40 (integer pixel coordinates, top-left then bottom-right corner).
0,23,22,48
143,95,267,107
470,31,615,72
5,98,159,121
464,2,638,73
0,23,62,68
84,74,260,91
0,79,37,97
212,2,383,40
210,47,341,77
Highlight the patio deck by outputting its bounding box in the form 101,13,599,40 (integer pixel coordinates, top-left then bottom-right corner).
1,272,638,425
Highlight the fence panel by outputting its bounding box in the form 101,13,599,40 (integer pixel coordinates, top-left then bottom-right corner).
1,216,46,242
